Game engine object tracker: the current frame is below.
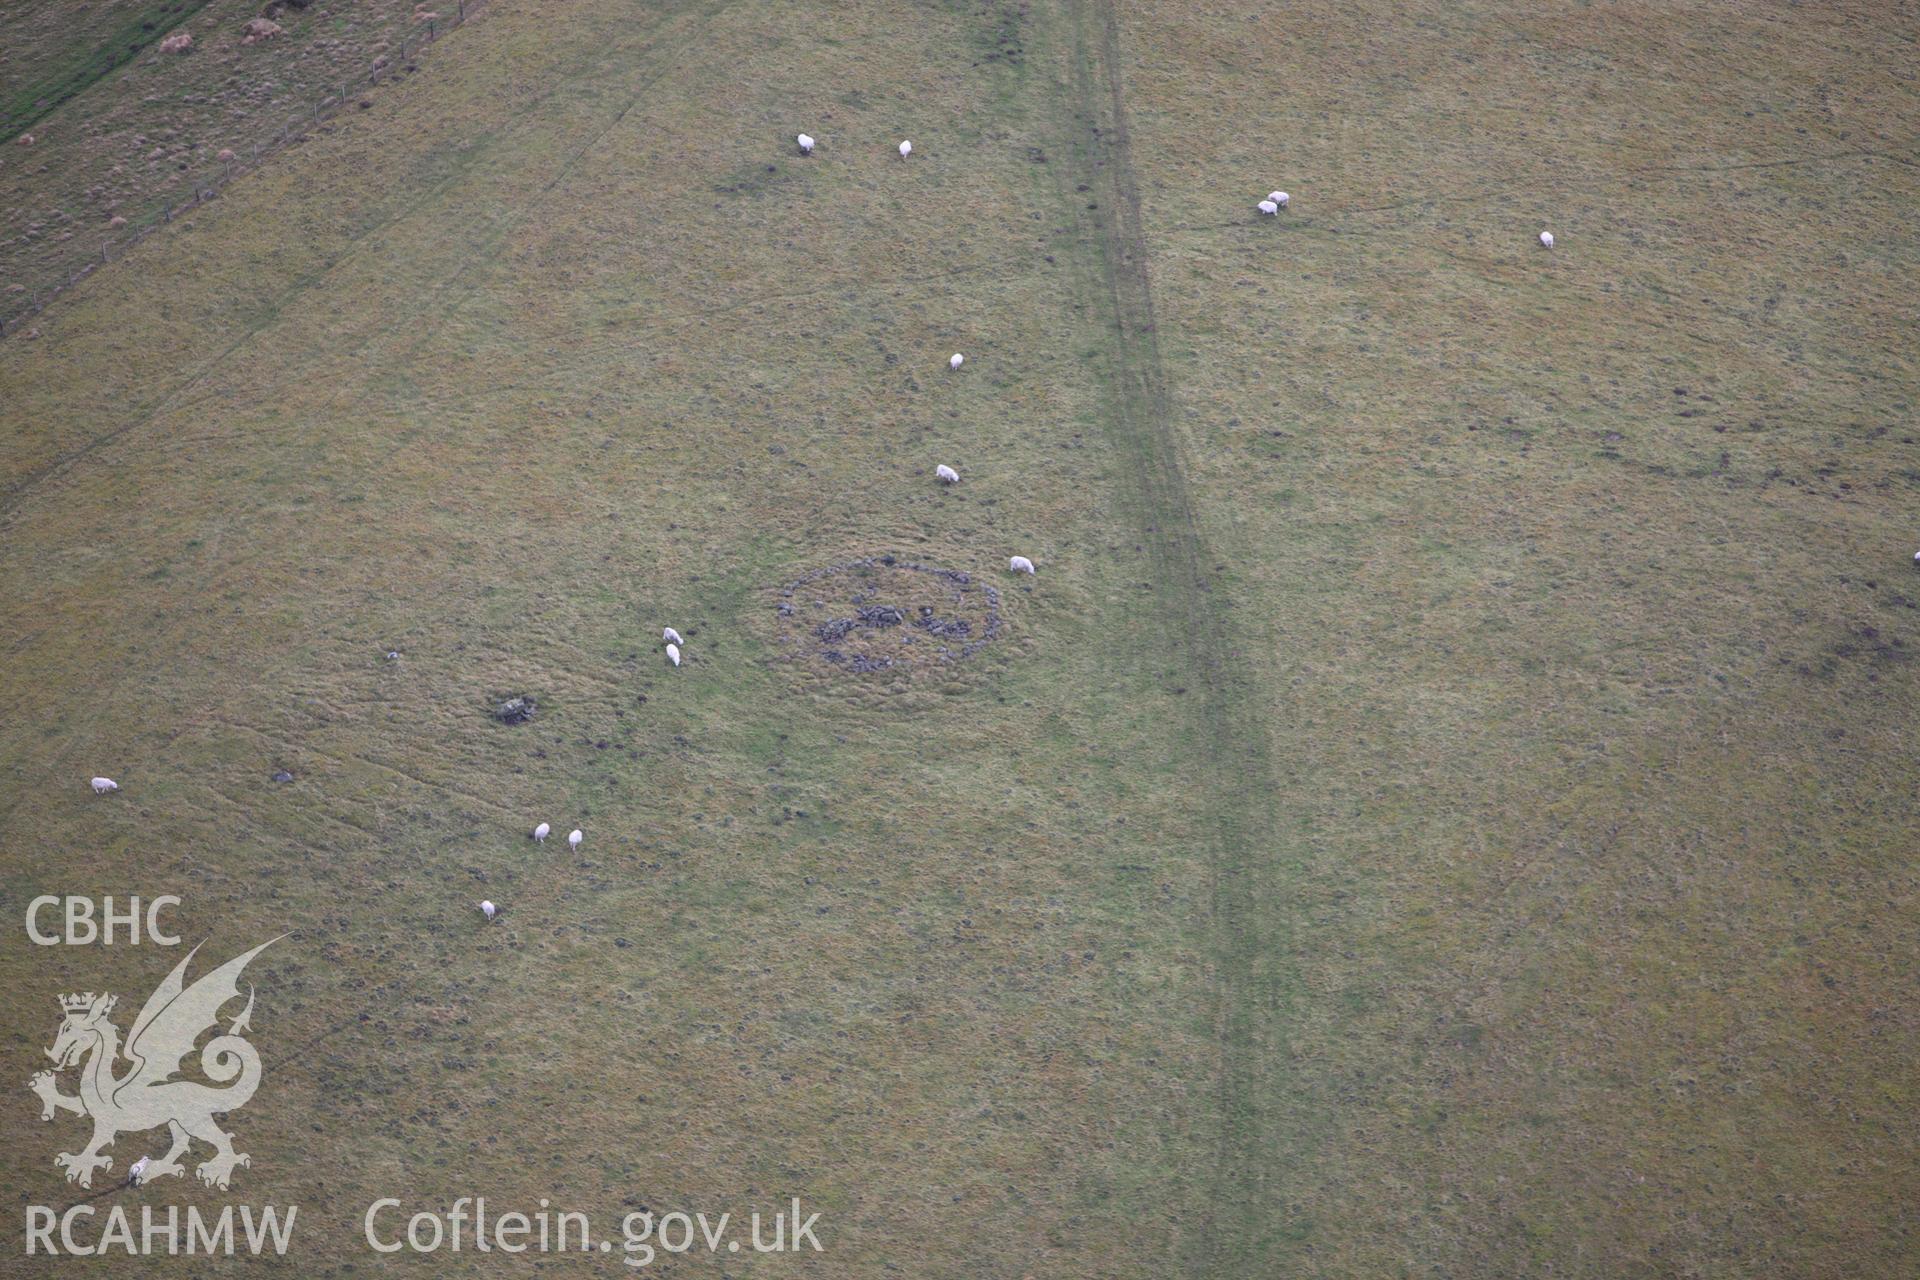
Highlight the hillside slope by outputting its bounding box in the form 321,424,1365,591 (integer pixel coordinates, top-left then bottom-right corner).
1,0,1915,1275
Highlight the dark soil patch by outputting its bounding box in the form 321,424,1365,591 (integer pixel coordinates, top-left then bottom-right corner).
494,695,537,724
771,557,1003,677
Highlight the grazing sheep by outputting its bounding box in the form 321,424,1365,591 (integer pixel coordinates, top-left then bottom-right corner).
16,134,33,148
159,31,193,53
663,627,684,645
949,353,964,370
568,829,583,851
533,822,550,842
1009,555,1036,575
1268,191,1289,209
1257,199,1279,216
129,1156,151,1185
898,139,912,158
936,464,960,484
797,133,815,154
667,642,682,667
480,900,497,921
1539,231,1554,249
90,777,118,795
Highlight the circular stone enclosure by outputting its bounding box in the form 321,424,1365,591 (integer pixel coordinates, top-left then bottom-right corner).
768,557,1004,681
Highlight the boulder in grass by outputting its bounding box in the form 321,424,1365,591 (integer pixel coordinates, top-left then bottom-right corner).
159,31,193,53
494,696,537,725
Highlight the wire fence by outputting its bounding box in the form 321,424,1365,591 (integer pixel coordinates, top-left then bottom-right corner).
0,0,492,341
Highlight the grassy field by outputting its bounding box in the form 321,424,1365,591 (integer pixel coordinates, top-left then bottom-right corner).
1,0,1916,1276
1,0,448,306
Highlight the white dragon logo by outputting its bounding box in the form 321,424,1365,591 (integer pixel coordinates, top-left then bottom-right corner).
27,939,280,1190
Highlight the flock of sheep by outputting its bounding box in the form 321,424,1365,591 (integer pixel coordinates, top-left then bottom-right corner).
794,133,1045,579
1255,183,1553,250
481,822,582,919
83,128,1588,927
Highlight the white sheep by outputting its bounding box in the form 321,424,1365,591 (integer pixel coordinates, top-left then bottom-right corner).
90,777,119,795
129,1156,150,1186
898,139,912,158
480,900,497,921
949,352,964,370
1009,555,1036,575
1539,231,1554,249
666,642,682,667
936,464,960,484
533,822,550,842
1268,191,1289,209
1257,199,1279,216
568,829,583,851
797,133,815,155
663,626,684,645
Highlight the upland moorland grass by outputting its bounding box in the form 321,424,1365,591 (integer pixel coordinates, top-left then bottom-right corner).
0,0,1914,1276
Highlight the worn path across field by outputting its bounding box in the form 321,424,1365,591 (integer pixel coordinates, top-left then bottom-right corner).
1048,1,1294,1268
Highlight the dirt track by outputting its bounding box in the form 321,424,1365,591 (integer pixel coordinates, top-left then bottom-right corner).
1053,2,1290,1268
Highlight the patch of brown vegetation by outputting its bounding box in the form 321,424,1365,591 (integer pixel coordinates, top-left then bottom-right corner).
766,557,1006,690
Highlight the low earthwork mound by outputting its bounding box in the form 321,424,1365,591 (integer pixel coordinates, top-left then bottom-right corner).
767,556,1004,688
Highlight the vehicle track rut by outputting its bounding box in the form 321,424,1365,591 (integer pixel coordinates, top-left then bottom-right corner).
1050,0,1292,1270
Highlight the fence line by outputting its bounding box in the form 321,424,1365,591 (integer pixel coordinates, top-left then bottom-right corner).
1,0,490,340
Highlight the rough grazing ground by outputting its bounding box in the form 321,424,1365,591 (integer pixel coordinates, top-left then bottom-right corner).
1,0,1916,1276
1,0,448,305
